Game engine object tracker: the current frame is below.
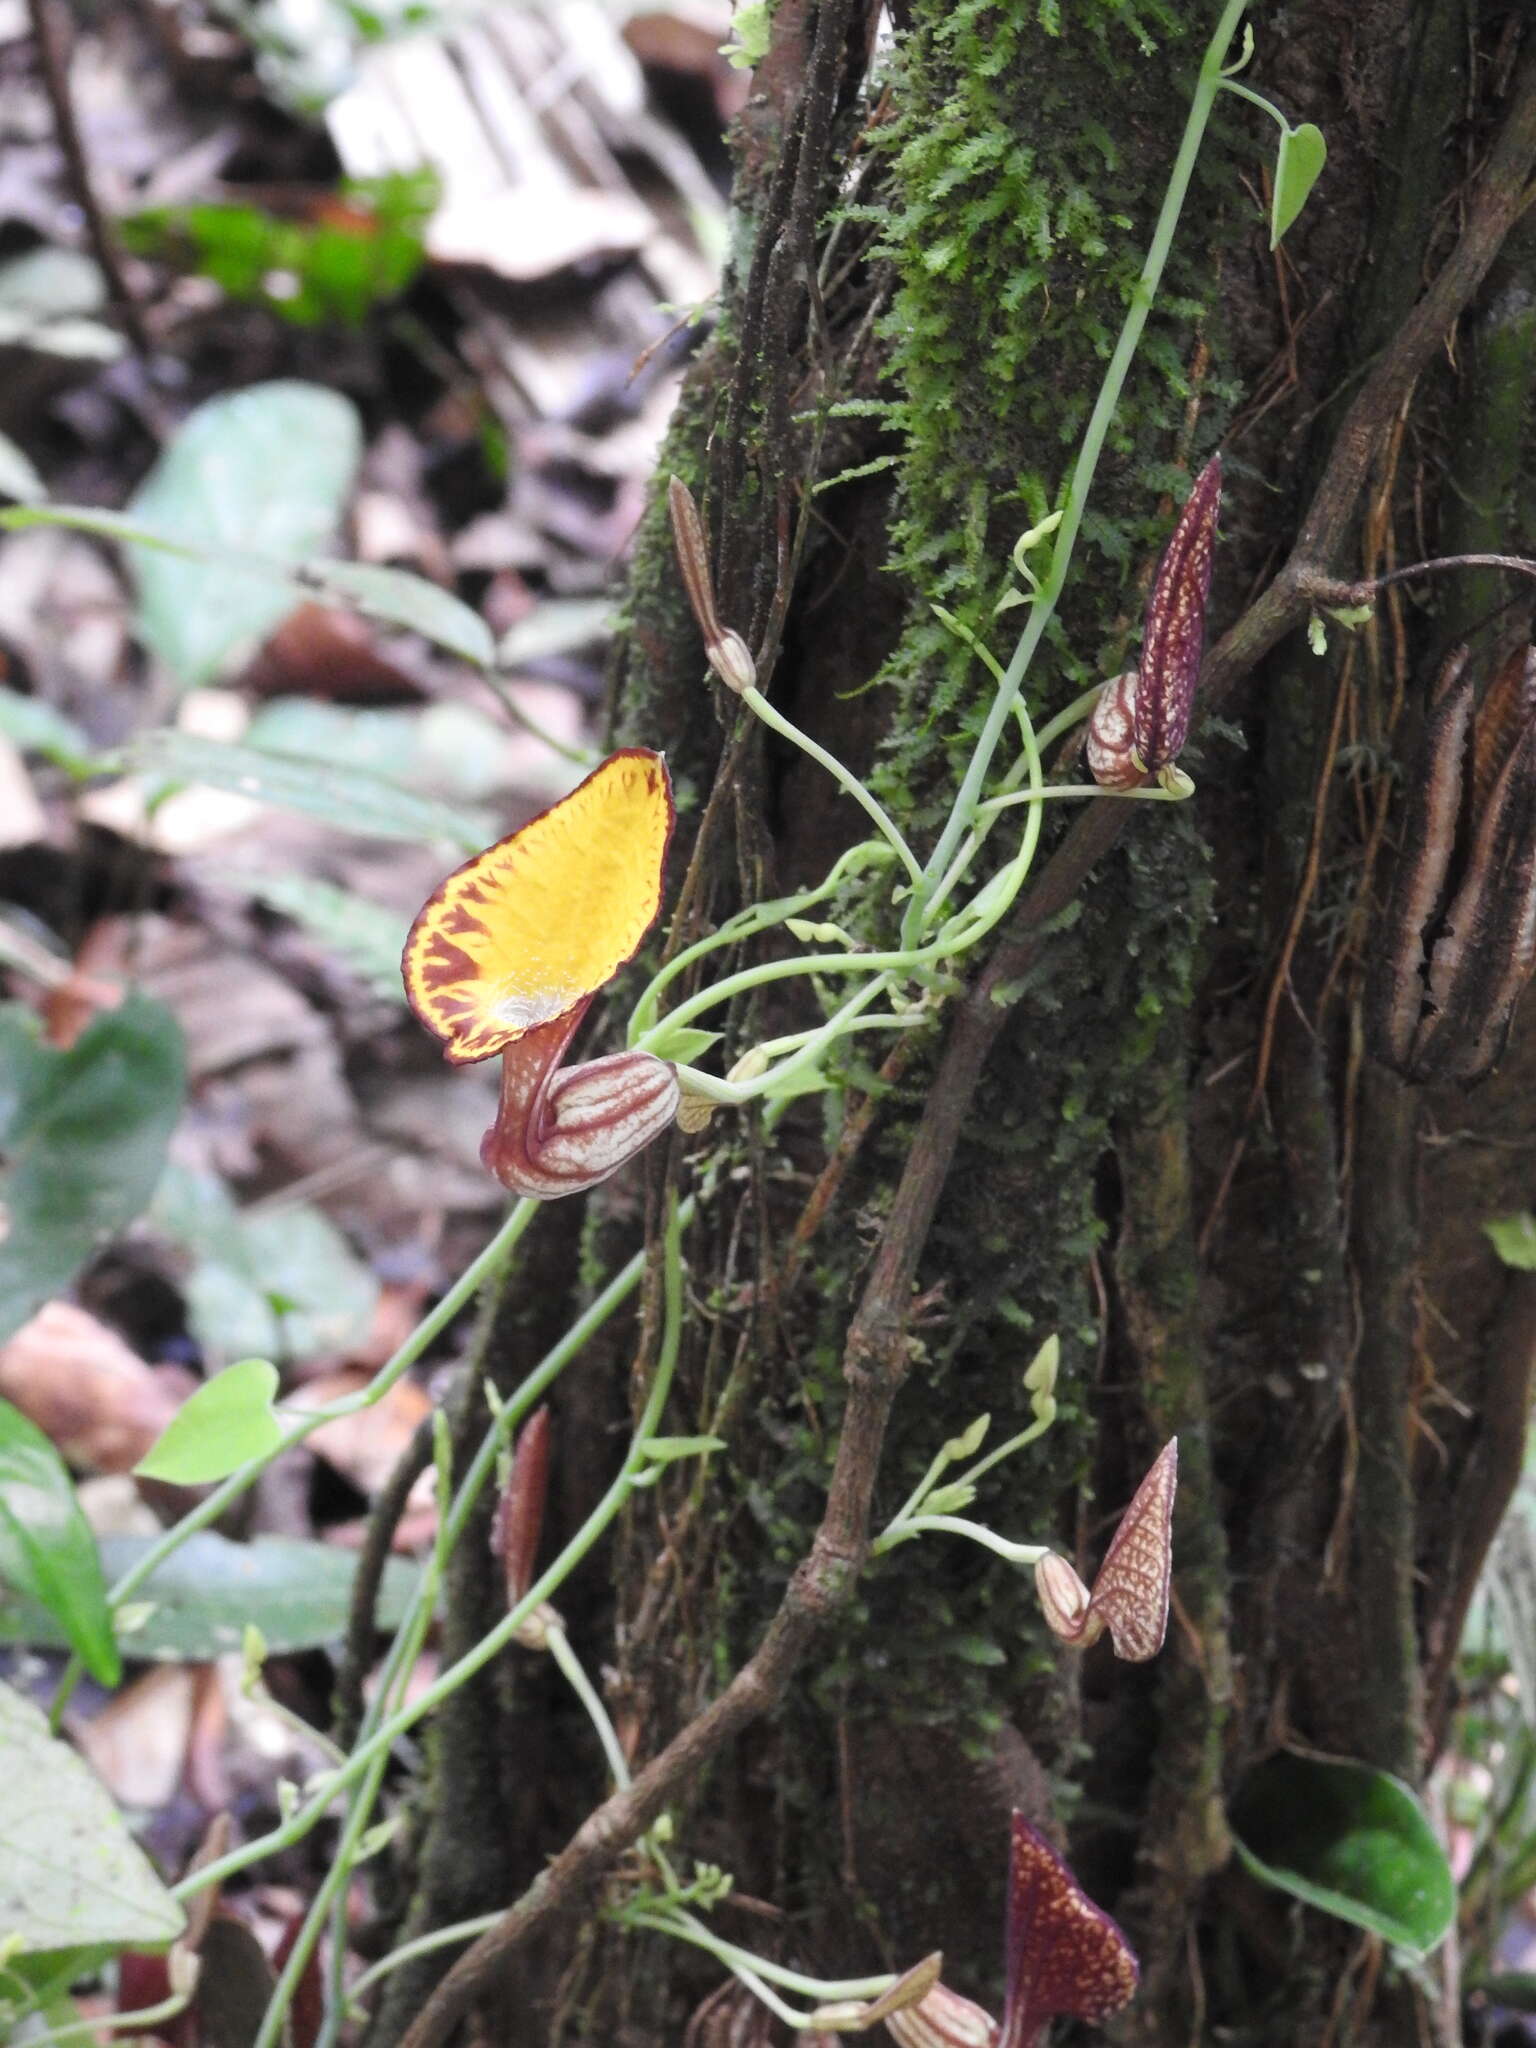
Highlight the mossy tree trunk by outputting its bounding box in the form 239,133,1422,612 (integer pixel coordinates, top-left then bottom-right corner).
372,7,1536,2046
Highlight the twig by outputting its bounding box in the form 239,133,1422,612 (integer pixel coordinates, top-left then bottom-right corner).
331,1412,436,1752
25,0,153,360
394,39,1536,2048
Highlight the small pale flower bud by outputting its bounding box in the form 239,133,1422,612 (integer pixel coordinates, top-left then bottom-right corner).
1035,1551,1099,1647
708,628,757,695
727,1045,771,1085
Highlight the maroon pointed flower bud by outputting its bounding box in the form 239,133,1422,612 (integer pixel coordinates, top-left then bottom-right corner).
493,1406,552,1607
1133,455,1221,775
998,1815,1139,2048
1034,1439,1177,1662
272,1906,326,2048
668,475,757,693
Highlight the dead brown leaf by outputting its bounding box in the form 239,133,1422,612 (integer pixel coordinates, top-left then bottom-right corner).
0,1302,185,1471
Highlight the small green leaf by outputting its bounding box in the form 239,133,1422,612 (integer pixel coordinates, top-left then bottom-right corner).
1486,1213,1536,1270
644,1026,723,1066
0,1681,184,1957
125,381,362,689
0,1399,119,1685
1307,613,1328,657
303,560,493,668
0,1533,425,1661
1271,123,1327,247
1230,1751,1455,1957
132,730,488,849
0,995,185,1345
135,1359,284,1483
638,1435,727,1464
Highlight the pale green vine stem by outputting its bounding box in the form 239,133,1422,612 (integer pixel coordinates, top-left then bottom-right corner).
976,782,1192,812
948,1411,1054,1492
737,685,925,892
268,1540,444,2048
670,973,898,1105
547,1623,632,1791
47,1198,540,1728
300,1199,686,2026
177,1197,689,1905
902,0,1252,946
624,1910,896,2018
873,1514,1048,1565
923,688,1046,939
627,840,890,1043
18,1990,193,2048
347,1912,505,2005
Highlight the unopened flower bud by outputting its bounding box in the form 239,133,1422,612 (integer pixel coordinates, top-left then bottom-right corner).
493,1407,551,1608
708,629,757,695
1035,1551,1099,1647
1133,455,1221,774
727,1045,771,1085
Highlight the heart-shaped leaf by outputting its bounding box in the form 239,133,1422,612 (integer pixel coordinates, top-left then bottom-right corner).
0,1398,119,1684
126,380,361,689
0,1680,184,1957
135,1358,284,1483
1230,1751,1455,1957
0,994,185,1345
1486,1212,1536,1270
1271,123,1327,247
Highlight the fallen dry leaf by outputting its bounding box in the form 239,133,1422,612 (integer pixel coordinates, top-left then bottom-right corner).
0,1302,185,1471
74,1664,197,1809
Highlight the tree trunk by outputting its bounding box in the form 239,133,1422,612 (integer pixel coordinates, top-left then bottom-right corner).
370,6,1536,2045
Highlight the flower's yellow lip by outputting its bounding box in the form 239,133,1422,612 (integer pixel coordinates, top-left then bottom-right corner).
402,748,675,1066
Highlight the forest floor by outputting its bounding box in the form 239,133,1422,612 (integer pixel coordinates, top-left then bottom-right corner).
0,0,727,2022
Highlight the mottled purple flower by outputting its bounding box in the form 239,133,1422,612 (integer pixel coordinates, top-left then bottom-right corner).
880,1816,1140,2048
1087,458,1222,789
1034,1439,1178,1663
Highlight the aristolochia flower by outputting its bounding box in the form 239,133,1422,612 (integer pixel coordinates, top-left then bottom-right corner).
1033,1439,1177,1662
1088,457,1222,790
880,1815,1139,2048
403,750,681,1199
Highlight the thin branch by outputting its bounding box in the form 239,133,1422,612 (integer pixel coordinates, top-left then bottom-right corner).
26,0,153,359
394,36,1536,2048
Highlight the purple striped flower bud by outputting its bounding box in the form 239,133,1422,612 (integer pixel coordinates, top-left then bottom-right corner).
1133,456,1221,774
